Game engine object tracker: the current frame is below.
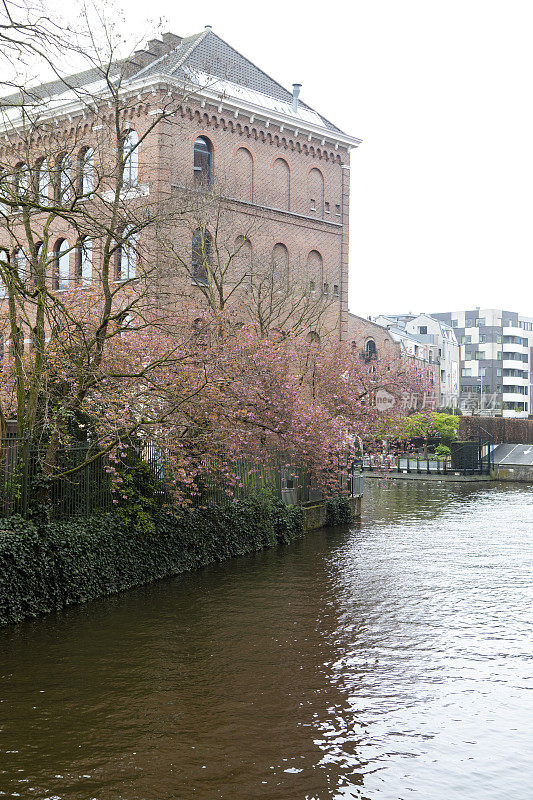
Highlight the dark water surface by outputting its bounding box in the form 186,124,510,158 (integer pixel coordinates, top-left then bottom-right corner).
1,481,532,799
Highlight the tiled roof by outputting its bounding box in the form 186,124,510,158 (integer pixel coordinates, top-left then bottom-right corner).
137,30,345,134
3,29,347,136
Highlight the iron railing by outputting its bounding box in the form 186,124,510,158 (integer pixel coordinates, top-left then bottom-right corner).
0,438,363,519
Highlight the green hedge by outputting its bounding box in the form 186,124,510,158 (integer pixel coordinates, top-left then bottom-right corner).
0,497,303,627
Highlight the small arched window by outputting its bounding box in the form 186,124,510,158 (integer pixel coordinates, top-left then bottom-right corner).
194,137,212,186
272,243,289,285
76,238,92,285
123,131,138,186
79,147,94,194
35,158,50,205
116,227,137,281
192,227,210,284
306,331,321,345
365,339,377,360
54,239,70,291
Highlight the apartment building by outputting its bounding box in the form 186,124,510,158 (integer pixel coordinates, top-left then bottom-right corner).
432,309,533,418
374,313,458,409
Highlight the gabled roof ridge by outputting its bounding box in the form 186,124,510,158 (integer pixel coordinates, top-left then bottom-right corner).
131,30,208,81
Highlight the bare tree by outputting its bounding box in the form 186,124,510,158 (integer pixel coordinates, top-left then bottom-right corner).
163,183,336,338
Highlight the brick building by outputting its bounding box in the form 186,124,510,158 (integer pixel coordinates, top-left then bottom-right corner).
0,28,361,345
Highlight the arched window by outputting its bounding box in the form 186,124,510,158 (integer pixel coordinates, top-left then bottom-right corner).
306,250,323,288
79,147,94,194
55,154,71,204
54,239,70,291
271,158,290,210
76,238,92,285
123,131,138,186
272,243,289,285
194,136,212,186
15,162,28,202
192,227,210,284
308,168,324,216
35,158,50,205
116,227,137,281
14,248,27,282
306,331,321,345
0,249,8,298
234,147,253,200
365,338,377,360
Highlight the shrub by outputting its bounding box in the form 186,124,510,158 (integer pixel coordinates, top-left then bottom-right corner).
0,496,304,626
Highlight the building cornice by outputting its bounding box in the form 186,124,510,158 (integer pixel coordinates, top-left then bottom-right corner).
0,72,361,152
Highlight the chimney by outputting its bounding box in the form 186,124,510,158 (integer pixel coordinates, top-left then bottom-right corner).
147,38,167,56
132,49,158,67
162,32,182,48
292,83,302,112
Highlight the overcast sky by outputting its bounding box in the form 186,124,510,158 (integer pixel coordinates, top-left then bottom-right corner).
81,1,533,317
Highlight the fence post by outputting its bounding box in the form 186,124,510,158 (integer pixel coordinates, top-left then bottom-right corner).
22,440,30,517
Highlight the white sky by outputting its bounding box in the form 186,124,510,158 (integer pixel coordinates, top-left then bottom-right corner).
68,0,533,318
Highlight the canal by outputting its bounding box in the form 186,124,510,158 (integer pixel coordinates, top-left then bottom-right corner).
1,482,532,799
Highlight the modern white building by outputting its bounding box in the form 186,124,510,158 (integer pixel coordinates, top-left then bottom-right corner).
431,308,533,418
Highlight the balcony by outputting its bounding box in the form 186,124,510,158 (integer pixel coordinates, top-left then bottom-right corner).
503,357,528,369
503,325,524,337
502,391,528,403
502,340,528,354
502,375,529,386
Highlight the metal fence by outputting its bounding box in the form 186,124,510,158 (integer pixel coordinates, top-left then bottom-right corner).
356,439,493,477
0,438,363,520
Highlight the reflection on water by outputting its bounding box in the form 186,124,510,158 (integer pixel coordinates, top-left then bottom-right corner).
1,482,532,799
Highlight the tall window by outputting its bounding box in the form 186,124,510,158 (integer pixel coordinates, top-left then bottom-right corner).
192,228,210,284
365,339,377,360
116,227,136,281
35,158,50,205
54,239,70,290
79,147,94,194
194,137,212,186
123,131,138,186
76,238,92,284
